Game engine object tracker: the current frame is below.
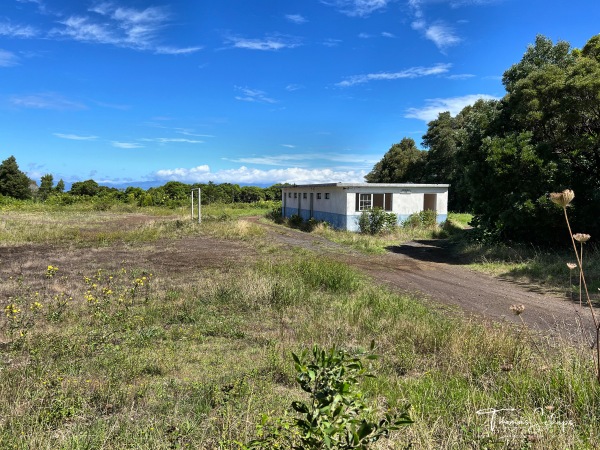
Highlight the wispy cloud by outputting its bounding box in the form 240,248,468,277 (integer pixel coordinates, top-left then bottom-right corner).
285,84,304,92
381,31,395,38
405,93,500,122
0,22,38,38
0,49,19,67
424,23,461,49
225,152,379,167
112,141,144,149
155,46,203,55
155,165,367,184
322,0,392,17
285,14,307,24
53,133,98,141
447,73,475,80
408,0,494,50
323,38,342,47
337,63,451,87
10,93,86,110
235,86,277,104
140,137,204,144
49,3,201,54
226,34,301,51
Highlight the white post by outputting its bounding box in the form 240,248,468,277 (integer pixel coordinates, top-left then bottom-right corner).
191,189,194,221
191,188,201,223
197,188,201,224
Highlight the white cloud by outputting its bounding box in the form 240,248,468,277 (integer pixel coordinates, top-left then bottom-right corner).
381,31,395,38
140,137,204,144
358,32,371,39
285,14,307,24
54,133,98,141
447,73,475,80
49,4,200,54
10,93,86,110
155,46,203,55
405,94,500,122
155,165,367,184
0,49,19,67
323,38,342,47
285,84,304,92
112,141,144,149
322,0,392,17
337,63,451,87
0,22,38,38
225,153,379,168
226,35,300,51
235,86,277,104
424,23,461,49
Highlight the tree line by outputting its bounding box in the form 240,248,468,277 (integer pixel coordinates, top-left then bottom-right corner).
367,34,600,244
0,155,287,207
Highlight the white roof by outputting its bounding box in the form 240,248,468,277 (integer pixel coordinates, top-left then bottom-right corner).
282,182,449,188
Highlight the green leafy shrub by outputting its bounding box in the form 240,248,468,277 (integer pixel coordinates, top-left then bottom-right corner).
266,206,285,224
402,210,437,229
247,342,412,449
288,214,304,228
358,208,397,235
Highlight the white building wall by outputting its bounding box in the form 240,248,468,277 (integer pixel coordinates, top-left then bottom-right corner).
281,183,449,231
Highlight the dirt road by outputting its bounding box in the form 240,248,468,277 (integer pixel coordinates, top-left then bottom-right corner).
253,220,596,342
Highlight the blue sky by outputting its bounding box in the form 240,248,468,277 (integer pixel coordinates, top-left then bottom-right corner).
1,0,599,187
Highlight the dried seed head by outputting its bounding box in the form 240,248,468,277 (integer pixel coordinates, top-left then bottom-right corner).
567,262,577,270
573,233,591,243
510,304,525,315
549,189,575,208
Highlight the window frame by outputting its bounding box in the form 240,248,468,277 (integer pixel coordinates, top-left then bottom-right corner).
355,193,393,212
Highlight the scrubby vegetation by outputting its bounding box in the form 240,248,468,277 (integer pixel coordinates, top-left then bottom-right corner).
0,207,598,448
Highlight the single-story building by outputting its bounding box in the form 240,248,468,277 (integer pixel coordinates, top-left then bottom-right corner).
281,183,449,231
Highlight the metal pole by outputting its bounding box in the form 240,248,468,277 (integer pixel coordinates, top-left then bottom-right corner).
191,189,194,221
198,188,201,224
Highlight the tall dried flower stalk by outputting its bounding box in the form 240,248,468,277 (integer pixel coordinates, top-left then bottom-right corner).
551,189,600,382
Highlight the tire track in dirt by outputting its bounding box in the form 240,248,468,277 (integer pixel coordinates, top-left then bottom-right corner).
254,220,596,342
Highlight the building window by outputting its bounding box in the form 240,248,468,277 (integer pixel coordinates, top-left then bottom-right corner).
294,192,297,199
288,192,292,198
355,193,392,211
317,193,322,199
325,193,330,199
303,193,307,199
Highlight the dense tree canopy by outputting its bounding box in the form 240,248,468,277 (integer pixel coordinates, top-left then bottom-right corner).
0,157,287,209
367,33,600,243
0,155,32,200
365,138,426,183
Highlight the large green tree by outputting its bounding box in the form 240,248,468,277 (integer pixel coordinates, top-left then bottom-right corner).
69,179,100,196
365,138,426,183
38,174,54,201
366,33,600,243
0,156,32,200
466,34,600,242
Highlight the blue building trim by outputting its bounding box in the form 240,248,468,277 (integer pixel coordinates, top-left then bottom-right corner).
283,209,447,231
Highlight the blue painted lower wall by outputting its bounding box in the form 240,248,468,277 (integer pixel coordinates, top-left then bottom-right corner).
282,208,447,231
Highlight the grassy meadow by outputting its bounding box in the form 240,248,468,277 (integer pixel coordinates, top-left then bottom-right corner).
0,203,599,448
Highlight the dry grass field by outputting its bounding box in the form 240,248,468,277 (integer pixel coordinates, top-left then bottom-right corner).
0,204,598,449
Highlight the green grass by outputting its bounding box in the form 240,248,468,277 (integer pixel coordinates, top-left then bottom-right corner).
0,202,274,246
0,232,598,448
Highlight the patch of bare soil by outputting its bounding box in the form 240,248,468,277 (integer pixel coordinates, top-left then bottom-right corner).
0,215,594,343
